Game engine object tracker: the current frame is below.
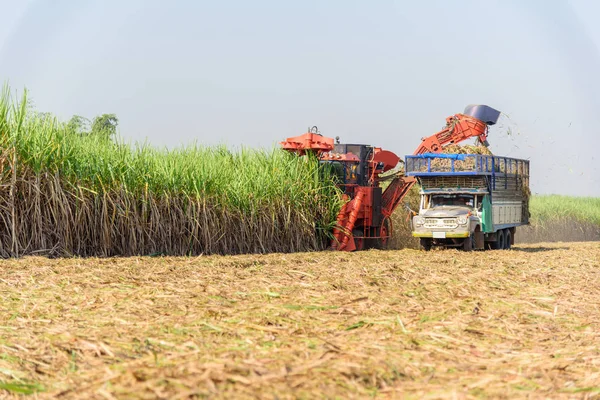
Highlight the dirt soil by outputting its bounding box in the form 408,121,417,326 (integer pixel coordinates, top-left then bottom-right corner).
1,242,599,399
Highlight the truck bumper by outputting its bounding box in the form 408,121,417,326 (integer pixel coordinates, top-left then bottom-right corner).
412,232,470,238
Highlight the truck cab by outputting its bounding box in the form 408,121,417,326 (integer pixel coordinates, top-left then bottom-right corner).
412,190,488,250
405,153,530,251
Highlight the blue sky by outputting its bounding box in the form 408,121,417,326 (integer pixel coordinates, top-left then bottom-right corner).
1,0,599,196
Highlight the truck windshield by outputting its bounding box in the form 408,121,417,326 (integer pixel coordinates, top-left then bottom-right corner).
430,194,474,208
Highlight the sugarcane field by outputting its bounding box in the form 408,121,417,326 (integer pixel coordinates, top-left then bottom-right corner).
2,2,600,399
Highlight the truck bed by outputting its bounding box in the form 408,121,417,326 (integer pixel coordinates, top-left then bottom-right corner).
405,153,530,228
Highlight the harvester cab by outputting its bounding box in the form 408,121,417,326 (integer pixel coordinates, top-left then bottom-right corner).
323,144,384,187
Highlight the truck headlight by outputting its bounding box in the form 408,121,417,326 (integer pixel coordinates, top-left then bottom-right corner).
414,217,424,226
457,216,468,225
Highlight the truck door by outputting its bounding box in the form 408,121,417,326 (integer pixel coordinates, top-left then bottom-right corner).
481,194,493,233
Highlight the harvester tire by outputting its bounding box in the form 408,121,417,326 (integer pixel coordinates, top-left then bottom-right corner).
373,218,391,250
353,228,365,251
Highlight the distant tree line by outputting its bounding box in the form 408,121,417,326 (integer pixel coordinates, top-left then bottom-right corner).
66,113,119,142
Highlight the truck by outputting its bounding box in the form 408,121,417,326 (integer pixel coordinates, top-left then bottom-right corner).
405,152,530,250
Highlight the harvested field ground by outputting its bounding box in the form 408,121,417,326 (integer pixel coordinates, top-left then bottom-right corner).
1,242,599,399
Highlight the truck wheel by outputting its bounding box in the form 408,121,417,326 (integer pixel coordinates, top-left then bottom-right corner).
420,238,432,251
462,234,474,251
494,229,505,250
474,229,484,250
504,229,512,250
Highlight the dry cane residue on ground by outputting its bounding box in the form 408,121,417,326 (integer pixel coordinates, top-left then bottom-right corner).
0,242,599,399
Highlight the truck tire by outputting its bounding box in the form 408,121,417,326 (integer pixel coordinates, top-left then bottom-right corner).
494,229,505,250
462,234,474,251
474,229,485,250
420,238,432,251
504,229,512,250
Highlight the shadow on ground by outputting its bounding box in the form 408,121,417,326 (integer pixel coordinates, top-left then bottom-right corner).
510,246,571,253
389,215,599,250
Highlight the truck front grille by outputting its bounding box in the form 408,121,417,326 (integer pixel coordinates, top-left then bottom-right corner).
424,218,458,229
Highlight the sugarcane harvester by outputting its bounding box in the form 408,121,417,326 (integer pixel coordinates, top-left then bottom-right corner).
280,105,501,251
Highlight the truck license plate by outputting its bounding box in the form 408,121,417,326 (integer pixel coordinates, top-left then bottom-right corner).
433,232,446,239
